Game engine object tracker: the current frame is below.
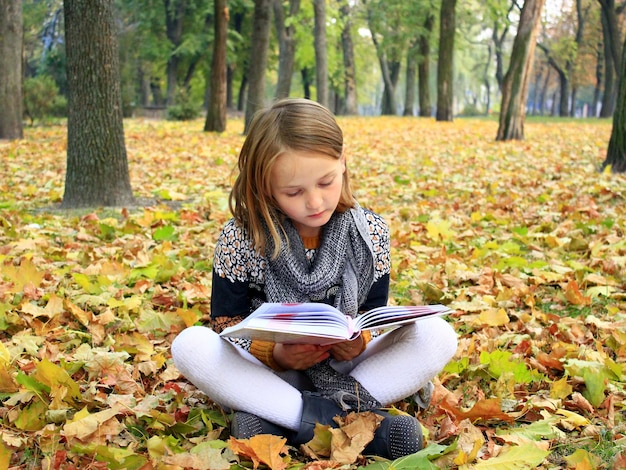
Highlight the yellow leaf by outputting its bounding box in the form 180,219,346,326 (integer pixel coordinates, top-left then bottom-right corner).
0,343,9,367
478,308,510,326
0,258,45,293
555,409,590,428
564,448,600,469
229,434,288,470
550,377,573,400
564,280,591,306
0,440,11,470
63,406,121,440
426,218,455,241
34,359,81,405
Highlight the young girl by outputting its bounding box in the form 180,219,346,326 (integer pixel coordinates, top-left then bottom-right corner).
171,98,458,459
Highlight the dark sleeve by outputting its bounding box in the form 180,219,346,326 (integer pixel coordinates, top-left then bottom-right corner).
359,208,391,311
209,219,257,331
210,269,250,320
360,273,390,311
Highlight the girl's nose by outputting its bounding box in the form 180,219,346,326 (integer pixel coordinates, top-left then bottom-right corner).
306,190,322,209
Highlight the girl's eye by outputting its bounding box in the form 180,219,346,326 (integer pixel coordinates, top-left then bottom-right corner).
319,177,335,187
286,190,302,197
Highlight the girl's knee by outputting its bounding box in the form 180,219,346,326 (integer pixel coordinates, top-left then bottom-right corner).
171,326,219,364
424,317,458,361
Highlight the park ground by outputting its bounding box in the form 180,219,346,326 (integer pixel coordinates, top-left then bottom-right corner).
0,116,624,469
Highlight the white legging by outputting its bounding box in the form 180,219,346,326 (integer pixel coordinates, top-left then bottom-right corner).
171,317,457,431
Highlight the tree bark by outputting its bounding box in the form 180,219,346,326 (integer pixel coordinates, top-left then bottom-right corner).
62,0,135,208
205,0,229,132
404,41,418,116
0,0,23,140
598,0,622,82
339,0,358,115
365,4,397,115
496,0,545,141
313,0,328,107
164,0,186,105
602,34,626,173
599,5,616,117
244,0,272,133
274,0,300,99
418,10,434,117
436,0,457,122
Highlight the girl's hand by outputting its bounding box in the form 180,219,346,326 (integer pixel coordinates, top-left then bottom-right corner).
329,334,364,362
273,343,332,370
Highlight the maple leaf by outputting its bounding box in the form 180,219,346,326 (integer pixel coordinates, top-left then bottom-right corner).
229,434,289,469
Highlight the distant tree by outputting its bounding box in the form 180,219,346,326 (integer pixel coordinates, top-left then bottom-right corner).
274,0,300,99
0,0,23,140
602,34,626,172
599,0,620,116
313,0,329,107
418,8,435,117
496,0,545,141
244,0,271,133
205,0,229,132
62,0,135,208
436,0,457,122
404,39,418,116
164,0,185,106
339,0,358,115
364,0,403,115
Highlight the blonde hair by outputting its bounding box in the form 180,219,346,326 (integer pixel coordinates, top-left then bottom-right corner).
230,98,354,258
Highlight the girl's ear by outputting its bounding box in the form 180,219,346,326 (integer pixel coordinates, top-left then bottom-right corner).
340,153,347,173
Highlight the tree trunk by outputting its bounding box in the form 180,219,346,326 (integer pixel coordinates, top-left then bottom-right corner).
244,0,272,133
339,0,358,115
205,0,229,132
496,0,545,141
0,0,23,140
62,0,135,208
598,0,622,82
600,7,616,117
301,67,313,99
538,67,551,115
313,0,328,107
366,5,397,115
164,0,186,105
592,43,602,117
492,20,507,92
274,0,299,99
418,11,434,117
601,34,626,173
404,41,418,116
436,0,457,122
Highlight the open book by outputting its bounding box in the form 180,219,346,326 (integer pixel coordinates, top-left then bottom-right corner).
219,302,452,345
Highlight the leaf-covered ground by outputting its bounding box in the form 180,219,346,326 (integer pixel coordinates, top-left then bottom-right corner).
0,116,624,470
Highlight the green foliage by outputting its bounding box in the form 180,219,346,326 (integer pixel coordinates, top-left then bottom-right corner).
167,91,200,121
23,75,67,124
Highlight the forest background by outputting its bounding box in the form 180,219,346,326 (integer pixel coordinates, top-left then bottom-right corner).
12,0,624,123
0,0,625,468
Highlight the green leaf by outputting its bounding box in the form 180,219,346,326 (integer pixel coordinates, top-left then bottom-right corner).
153,224,177,241
359,444,447,469
473,444,550,469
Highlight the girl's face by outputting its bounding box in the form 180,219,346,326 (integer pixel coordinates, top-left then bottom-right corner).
270,149,346,238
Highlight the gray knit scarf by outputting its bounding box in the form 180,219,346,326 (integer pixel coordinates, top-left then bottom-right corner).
264,204,375,318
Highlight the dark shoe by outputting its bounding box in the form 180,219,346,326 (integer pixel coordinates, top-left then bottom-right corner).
230,411,289,439
305,360,382,411
291,391,345,445
364,411,423,459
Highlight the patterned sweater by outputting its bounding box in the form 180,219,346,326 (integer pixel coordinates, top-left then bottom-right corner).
209,207,391,369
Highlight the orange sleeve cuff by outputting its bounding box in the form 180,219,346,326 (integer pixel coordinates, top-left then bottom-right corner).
249,340,285,371
360,330,372,354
